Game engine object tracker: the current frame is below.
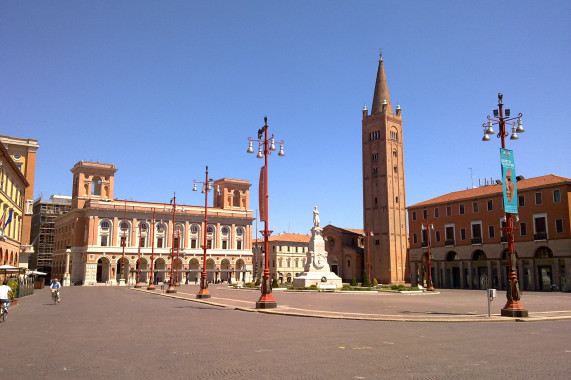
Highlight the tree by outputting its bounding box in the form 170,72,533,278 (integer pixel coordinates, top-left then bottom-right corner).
362,270,371,287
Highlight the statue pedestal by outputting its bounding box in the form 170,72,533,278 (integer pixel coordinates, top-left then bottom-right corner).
292,226,342,289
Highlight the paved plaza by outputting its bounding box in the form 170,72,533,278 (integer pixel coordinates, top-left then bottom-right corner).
1,285,570,379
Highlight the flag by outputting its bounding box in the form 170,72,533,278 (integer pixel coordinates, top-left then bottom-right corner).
4,209,13,229
259,166,267,222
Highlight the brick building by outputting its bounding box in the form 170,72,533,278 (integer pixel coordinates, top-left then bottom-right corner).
408,174,571,291
52,161,254,285
322,225,364,282
362,55,408,284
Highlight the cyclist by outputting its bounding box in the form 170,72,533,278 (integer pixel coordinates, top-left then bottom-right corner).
50,278,61,303
0,280,13,313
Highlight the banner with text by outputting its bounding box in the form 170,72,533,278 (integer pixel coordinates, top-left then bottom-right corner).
500,148,518,214
259,166,267,222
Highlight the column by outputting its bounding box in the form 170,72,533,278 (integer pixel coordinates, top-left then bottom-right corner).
459,261,465,288
467,261,473,289
487,261,492,289
410,262,417,286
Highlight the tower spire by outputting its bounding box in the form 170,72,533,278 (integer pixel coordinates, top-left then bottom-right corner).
371,52,392,115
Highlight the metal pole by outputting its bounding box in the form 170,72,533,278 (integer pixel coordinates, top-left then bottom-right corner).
197,166,212,298
166,194,177,293
147,209,156,290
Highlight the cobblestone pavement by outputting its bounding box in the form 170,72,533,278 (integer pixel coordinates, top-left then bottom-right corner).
1,285,570,379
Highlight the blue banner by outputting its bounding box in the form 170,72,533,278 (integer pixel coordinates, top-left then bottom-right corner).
500,148,518,214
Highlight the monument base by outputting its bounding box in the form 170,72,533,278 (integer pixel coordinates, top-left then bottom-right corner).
293,272,342,289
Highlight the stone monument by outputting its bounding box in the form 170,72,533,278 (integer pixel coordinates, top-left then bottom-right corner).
292,206,342,289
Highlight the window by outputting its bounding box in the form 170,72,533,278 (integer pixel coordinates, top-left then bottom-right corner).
423,209,428,219
222,240,228,249
445,224,455,245
191,239,197,249
435,231,441,242
488,225,495,238
372,167,378,175
191,225,198,233
412,233,417,244
372,153,378,161
101,235,108,247
460,228,466,241
157,237,163,248
471,222,482,244
555,219,563,234
174,236,180,249
411,211,417,221
395,196,399,203
139,237,145,247
393,166,398,173
434,208,439,218
446,206,452,216
472,202,479,213
392,150,397,157
101,221,110,229
535,192,543,205
237,241,242,250
486,200,493,211
207,240,212,249
236,228,243,236
459,204,465,215
553,190,561,203
120,236,127,247
375,239,380,245
518,196,525,207
533,213,547,240
520,222,527,236
390,130,398,141
370,131,380,141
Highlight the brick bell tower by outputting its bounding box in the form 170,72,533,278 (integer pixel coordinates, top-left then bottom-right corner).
362,53,408,284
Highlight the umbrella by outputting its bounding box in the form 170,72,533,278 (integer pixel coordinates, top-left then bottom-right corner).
26,270,48,276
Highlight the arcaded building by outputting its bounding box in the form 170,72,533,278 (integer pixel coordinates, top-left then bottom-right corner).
408,175,571,292
362,55,408,284
52,161,254,285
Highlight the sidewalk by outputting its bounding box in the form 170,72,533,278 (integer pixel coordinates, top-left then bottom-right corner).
132,284,571,322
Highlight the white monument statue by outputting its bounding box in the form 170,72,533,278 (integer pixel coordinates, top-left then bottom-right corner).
293,206,342,289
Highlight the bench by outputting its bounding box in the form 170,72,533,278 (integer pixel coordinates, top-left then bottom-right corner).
318,284,337,291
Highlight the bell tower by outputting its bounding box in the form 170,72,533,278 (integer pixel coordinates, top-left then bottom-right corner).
362,54,408,284
213,178,251,210
71,161,117,209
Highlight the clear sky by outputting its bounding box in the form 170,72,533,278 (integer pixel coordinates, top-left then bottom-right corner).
1,1,570,237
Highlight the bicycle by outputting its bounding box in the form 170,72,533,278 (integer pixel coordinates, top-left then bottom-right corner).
51,289,59,305
0,301,7,322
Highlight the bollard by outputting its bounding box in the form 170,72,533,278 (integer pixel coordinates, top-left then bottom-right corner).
487,288,496,317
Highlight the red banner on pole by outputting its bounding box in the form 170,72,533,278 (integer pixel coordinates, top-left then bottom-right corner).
259,166,266,222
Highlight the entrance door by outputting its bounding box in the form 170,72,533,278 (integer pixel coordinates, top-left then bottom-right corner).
452,267,460,288
538,266,552,291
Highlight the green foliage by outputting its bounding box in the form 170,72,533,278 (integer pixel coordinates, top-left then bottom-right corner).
372,278,378,287
342,284,352,290
390,284,399,290
254,278,261,286
362,270,371,287
271,277,279,288
398,284,406,291
350,277,358,286
7,280,18,300
308,285,318,290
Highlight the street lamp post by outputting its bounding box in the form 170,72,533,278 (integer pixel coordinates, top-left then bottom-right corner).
421,221,435,291
166,193,177,294
193,165,220,299
147,209,156,290
134,224,142,288
247,116,285,309
482,93,527,317
363,229,373,283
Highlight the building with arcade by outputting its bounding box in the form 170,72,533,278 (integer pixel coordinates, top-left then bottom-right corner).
52,161,254,286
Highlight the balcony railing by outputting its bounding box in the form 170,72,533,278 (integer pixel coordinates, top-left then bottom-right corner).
471,237,482,245
534,233,548,241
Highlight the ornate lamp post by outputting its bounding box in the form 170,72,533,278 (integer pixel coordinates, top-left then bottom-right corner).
421,221,435,291
247,116,285,309
134,223,143,288
147,209,156,290
193,165,220,299
482,93,527,317
119,200,128,286
166,194,177,294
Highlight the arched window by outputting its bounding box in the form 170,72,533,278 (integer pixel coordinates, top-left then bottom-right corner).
236,227,244,250
233,190,240,207
118,221,131,247
174,223,185,249
207,225,215,249
92,176,102,196
99,219,113,247
155,222,167,248
138,221,149,247
221,226,230,249
190,224,200,249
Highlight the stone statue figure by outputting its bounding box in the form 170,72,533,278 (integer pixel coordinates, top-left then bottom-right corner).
313,206,320,227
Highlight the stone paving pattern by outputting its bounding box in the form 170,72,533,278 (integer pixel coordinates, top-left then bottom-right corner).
1,285,570,379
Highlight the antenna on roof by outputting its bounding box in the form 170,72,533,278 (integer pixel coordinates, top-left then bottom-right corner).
469,168,475,188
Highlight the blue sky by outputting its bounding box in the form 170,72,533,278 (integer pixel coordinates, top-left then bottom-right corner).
1,1,570,236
